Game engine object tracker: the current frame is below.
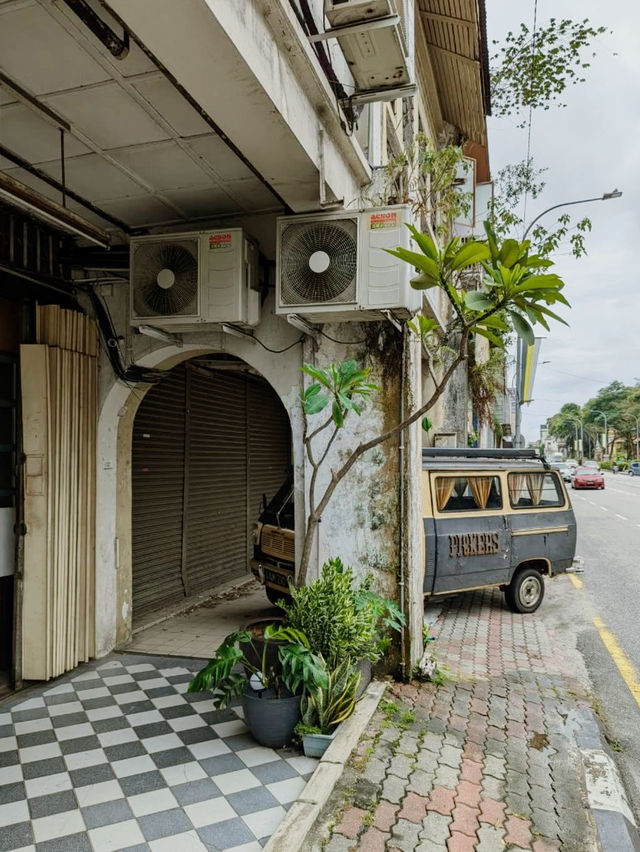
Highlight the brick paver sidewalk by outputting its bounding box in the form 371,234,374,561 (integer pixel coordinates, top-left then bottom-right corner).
312,585,599,851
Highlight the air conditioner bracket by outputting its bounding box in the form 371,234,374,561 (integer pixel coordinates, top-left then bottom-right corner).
308,14,400,43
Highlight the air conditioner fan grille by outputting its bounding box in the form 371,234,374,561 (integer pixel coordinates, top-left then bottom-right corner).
133,240,199,317
280,219,357,305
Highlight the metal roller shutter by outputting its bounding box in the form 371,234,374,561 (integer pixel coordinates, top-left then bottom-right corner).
183,367,248,593
248,380,292,525
132,360,292,618
132,366,186,619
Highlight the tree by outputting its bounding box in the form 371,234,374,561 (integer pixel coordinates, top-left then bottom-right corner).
583,382,637,456
547,403,583,455
297,224,569,584
547,383,640,459
489,16,607,259
491,18,607,121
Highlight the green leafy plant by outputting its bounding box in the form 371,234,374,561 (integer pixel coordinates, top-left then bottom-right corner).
353,575,406,657
188,624,327,709
298,657,362,735
491,18,607,122
364,133,472,241
296,224,570,586
281,558,379,666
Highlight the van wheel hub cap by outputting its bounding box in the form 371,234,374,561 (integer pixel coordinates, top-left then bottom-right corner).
521,577,541,606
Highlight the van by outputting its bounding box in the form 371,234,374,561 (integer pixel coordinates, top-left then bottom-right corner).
422,448,582,612
251,449,582,614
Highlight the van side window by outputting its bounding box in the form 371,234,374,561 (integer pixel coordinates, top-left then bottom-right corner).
434,476,502,512
508,472,564,508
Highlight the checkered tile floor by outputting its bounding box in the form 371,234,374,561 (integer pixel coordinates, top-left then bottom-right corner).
0,653,317,851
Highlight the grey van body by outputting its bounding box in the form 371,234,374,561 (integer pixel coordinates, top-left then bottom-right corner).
422,448,579,612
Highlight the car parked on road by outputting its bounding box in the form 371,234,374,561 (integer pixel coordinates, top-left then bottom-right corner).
628,461,640,476
582,460,600,470
572,467,605,490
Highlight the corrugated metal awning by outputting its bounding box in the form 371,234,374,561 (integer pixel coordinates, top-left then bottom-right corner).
416,0,490,154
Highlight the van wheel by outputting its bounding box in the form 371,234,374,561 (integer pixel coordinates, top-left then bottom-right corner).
265,586,289,607
505,568,545,613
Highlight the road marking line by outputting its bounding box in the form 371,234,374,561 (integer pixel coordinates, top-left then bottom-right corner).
615,513,628,521
568,574,584,590
593,616,640,711
600,507,609,512
589,501,597,506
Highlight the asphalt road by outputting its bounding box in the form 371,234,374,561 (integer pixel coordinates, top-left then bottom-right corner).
566,470,640,820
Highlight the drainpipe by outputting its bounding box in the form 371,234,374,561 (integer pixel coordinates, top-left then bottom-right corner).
398,325,407,680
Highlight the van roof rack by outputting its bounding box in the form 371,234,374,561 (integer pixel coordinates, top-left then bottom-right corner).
422,448,542,460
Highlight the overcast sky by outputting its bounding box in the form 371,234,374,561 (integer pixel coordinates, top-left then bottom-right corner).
485,0,640,444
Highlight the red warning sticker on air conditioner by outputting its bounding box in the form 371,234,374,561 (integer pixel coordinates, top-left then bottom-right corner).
369,211,398,229
209,232,232,249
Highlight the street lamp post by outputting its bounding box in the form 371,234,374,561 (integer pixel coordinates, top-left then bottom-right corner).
513,191,622,449
626,414,639,460
592,410,608,460
569,417,584,459
523,190,623,240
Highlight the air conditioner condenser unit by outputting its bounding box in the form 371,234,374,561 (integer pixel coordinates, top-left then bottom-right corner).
276,205,420,322
324,0,411,92
130,229,260,329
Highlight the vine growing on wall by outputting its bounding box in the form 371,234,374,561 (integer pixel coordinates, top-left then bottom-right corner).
365,133,473,242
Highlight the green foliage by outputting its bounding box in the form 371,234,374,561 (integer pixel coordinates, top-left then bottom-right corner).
489,159,592,260
547,381,640,458
387,221,569,350
281,558,403,666
299,657,361,735
491,18,608,123
354,574,406,656
187,624,326,709
302,360,378,428
281,558,378,666
468,346,506,429
365,133,472,240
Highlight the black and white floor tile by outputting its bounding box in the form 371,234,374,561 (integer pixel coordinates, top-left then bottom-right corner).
0,654,317,851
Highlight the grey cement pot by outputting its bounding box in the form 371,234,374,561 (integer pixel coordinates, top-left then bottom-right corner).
242,688,301,748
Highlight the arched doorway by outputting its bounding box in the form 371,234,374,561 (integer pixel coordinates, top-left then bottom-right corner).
131,355,291,623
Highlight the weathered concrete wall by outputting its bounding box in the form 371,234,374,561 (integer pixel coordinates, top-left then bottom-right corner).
301,322,404,601
94,277,417,660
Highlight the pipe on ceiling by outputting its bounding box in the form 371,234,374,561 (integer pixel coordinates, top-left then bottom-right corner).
61,0,129,59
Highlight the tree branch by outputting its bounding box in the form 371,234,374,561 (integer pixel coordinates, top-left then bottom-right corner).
311,338,469,523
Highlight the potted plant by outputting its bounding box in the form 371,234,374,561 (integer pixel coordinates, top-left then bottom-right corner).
279,557,405,693
188,624,326,748
295,657,362,757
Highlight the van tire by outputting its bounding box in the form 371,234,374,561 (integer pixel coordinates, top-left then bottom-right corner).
265,586,290,607
505,567,545,613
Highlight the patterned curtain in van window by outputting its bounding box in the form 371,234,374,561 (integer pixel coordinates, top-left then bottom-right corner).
435,478,455,511
508,473,527,505
469,476,493,510
526,473,546,506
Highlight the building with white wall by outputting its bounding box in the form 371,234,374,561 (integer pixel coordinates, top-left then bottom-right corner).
0,0,490,688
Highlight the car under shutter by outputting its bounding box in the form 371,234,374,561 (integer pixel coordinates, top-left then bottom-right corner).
132,366,187,620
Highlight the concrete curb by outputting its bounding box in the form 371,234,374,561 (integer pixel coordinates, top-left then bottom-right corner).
264,680,387,852
574,708,640,851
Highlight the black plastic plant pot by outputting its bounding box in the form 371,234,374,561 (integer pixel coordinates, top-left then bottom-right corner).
242,688,302,748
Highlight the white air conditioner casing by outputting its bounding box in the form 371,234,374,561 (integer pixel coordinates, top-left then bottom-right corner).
325,0,410,91
276,205,420,322
130,229,260,329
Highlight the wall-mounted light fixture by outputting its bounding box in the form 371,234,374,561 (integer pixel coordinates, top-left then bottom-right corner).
0,171,111,249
